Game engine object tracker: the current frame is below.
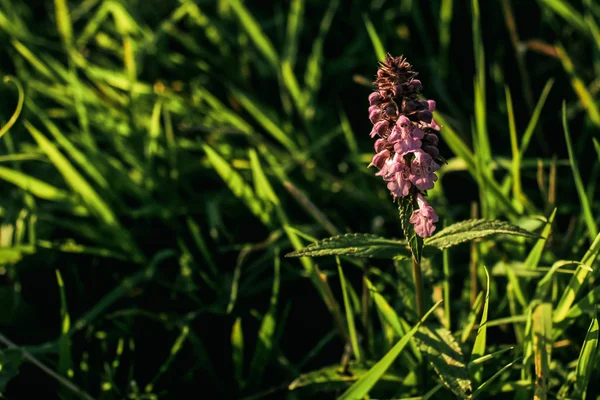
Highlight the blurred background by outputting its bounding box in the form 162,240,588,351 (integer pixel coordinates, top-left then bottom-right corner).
0,0,599,399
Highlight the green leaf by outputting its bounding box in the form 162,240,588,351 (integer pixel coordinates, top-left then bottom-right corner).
574,312,599,398
399,194,422,263
338,301,442,400
415,325,473,399
285,233,410,260
425,219,540,250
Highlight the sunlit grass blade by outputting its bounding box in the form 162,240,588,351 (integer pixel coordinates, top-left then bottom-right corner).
146,325,189,393
303,0,339,119
504,85,523,211
470,266,490,383
471,357,522,398
461,291,483,343
202,143,271,225
469,347,514,367
534,260,585,301
228,89,297,152
532,302,552,400
518,79,554,158
232,318,244,386
523,208,556,270
247,251,280,389
337,257,361,363
562,102,598,240
538,0,588,33
25,121,138,256
574,312,599,398
0,166,72,202
365,278,420,364
0,76,24,139
55,269,72,383
27,100,109,190
338,300,442,400
556,45,600,126
228,0,279,70
363,14,386,61
554,232,600,322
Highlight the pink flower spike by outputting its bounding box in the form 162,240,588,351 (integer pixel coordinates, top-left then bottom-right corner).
370,149,390,169
409,150,439,190
409,193,439,237
369,92,384,105
426,100,436,112
374,138,386,152
388,116,424,155
370,120,389,138
369,108,383,124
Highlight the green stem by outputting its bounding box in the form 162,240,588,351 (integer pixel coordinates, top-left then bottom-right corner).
412,256,425,319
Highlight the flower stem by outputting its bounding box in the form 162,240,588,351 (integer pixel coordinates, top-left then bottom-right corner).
412,256,425,319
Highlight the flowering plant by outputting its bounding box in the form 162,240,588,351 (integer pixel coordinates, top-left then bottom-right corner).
368,54,442,238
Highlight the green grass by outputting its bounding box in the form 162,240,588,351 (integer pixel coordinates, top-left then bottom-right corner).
0,0,599,399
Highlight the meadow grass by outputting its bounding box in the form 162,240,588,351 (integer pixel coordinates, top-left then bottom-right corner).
0,0,600,399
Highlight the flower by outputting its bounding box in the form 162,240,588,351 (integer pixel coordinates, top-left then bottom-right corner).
409,193,439,237
409,150,439,191
367,54,443,234
388,116,424,155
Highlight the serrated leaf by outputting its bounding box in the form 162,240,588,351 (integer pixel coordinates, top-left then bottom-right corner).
399,194,422,262
415,325,473,399
425,219,540,250
284,234,410,260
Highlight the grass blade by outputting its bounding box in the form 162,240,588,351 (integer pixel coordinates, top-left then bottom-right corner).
574,312,599,398
338,300,442,400
337,257,361,362
532,302,552,400
470,266,490,383
363,14,386,61
562,102,598,240
247,250,280,389
554,232,600,322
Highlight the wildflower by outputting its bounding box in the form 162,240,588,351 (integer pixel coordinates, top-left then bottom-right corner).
409,193,439,237
367,54,443,237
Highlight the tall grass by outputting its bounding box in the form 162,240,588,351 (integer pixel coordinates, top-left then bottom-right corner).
0,0,599,399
